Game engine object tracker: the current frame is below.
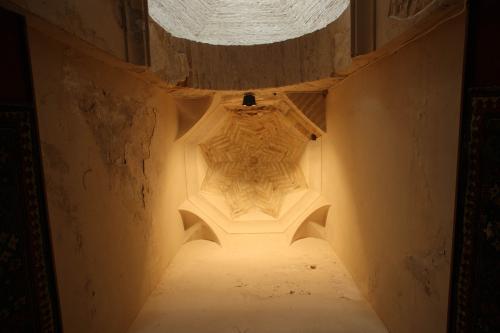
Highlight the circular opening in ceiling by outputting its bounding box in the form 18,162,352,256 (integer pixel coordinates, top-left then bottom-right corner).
148,0,350,46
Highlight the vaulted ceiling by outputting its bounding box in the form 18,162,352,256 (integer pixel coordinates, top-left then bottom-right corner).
200,108,308,218
148,0,350,45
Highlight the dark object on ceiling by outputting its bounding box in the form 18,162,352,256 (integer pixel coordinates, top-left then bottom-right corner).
243,93,256,107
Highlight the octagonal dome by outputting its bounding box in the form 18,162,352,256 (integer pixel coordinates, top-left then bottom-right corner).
178,93,328,240
148,0,350,45
200,107,309,218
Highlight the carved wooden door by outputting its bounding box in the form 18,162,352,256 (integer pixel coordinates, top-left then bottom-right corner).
0,6,62,333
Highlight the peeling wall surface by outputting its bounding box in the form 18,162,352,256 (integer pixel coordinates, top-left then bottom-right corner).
323,14,465,333
28,28,186,333
13,1,469,331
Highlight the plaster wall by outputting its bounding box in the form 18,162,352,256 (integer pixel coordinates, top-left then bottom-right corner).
375,0,464,48
6,0,127,60
28,27,186,333
323,14,465,333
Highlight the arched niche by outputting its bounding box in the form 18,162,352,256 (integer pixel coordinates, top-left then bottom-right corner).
290,205,331,244
179,209,221,245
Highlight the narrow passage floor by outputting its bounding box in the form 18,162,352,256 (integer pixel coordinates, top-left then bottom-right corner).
128,238,387,333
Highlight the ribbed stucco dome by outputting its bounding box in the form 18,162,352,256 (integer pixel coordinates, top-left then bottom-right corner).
148,0,350,45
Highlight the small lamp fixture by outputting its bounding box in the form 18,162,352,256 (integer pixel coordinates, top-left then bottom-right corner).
242,92,256,106
310,133,318,141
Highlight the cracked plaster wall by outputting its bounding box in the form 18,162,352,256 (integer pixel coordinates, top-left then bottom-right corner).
28,27,186,333
323,14,465,333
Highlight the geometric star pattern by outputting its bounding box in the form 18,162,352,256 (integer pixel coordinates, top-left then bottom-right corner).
200,108,308,218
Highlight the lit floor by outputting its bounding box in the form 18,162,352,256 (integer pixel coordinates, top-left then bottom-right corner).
128,238,388,333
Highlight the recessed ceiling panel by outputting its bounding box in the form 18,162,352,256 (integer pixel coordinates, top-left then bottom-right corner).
200,108,308,218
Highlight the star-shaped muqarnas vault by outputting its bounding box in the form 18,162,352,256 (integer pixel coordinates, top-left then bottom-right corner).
200,108,309,218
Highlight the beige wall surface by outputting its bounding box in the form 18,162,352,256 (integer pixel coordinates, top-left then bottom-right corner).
324,14,465,333
6,0,127,60
28,28,185,333
375,0,464,48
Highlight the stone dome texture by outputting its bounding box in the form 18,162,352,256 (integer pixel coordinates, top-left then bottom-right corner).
149,0,350,45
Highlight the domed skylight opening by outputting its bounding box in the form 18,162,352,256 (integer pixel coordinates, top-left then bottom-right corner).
148,0,350,46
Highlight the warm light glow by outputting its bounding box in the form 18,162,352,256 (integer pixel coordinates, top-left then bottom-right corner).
129,238,388,333
179,93,326,237
200,109,308,218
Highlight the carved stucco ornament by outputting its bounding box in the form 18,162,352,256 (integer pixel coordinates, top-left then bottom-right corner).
200,108,308,218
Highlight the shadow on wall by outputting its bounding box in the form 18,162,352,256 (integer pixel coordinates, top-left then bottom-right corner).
322,12,465,333
175,95,214,140
291,205,331,244
179,209,221,245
